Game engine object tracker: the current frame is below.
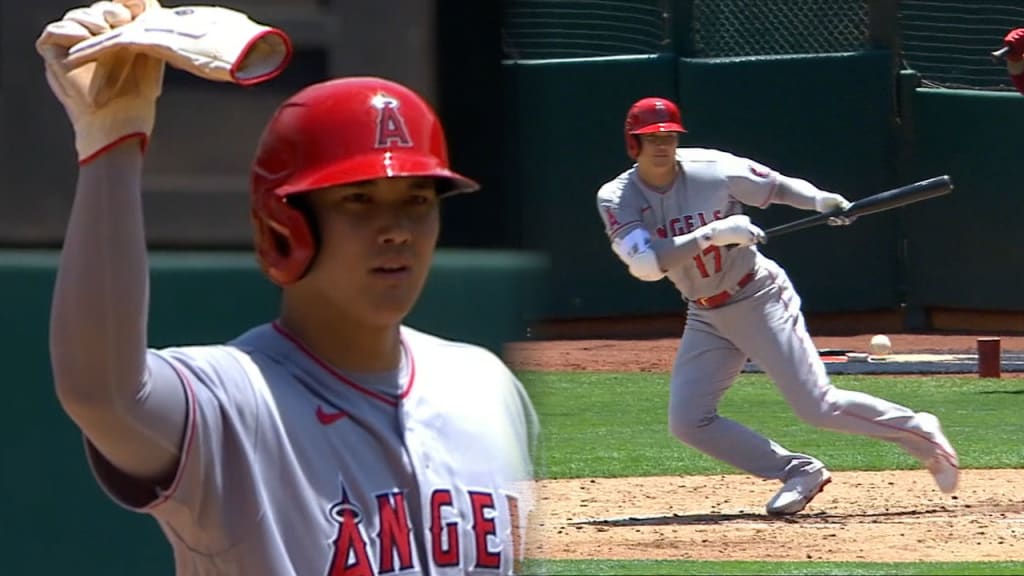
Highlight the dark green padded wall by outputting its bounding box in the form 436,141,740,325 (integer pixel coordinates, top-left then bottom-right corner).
903,88,1024,310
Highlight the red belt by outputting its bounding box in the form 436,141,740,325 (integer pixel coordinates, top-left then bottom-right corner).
693,271,756,309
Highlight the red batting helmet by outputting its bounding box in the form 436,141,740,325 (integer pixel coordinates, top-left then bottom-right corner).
624,97,686,159
250,76,480,286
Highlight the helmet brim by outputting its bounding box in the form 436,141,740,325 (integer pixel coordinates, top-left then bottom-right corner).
628,122,686,134
273,151,481,198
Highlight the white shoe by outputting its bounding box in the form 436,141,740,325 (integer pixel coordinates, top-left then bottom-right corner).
766,467,832,516
916,412,959,494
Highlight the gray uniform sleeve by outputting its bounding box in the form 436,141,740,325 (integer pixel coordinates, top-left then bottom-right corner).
91,345,268,554
720,153,781,208
596,181,643,241
719,151,825,211
767,174,830,211
50,141,187,497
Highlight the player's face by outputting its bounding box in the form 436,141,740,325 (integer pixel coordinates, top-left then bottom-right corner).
636,132,678,169
303,176,440,327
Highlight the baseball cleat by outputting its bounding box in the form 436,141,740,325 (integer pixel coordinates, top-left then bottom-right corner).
916,412,959,494
766,467,832,516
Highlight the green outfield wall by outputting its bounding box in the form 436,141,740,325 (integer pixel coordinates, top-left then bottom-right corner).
3,249,547,575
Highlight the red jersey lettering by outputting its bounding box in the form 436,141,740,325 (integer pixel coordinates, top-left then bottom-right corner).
430,489,460,567
469,491,501,570
376,492,414,573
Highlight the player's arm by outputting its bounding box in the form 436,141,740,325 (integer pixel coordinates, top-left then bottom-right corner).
722,155,852,219
652,215,765,268
596,186,667,281
44,2,186,489
51,145,187,486
771,175,850,213
1009,61,1024,95
597,188,761,278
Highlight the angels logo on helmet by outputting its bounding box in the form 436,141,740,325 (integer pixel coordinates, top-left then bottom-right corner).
372,94,414,149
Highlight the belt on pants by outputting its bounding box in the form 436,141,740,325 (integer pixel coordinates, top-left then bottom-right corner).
693,271,756,309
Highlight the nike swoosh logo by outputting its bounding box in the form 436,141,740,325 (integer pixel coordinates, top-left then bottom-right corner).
316,405,348,425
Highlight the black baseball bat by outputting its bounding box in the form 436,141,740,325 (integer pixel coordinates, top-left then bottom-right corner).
764,175,954,239
992,45,1011,62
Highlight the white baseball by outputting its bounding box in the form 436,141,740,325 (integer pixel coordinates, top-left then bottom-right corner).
869,334,892,356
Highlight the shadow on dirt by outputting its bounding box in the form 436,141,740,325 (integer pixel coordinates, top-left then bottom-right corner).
570,506,966,527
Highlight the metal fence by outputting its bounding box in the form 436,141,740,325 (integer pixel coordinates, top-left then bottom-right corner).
899,0,1023,91
691,0,870,57
502,0,672,59
503,0,1020,90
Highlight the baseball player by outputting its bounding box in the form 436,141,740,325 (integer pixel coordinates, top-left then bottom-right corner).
596,96,959,515
42,2,537,574
1001,28,1024,94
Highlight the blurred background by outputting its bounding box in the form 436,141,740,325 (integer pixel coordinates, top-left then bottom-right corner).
5,0,513,249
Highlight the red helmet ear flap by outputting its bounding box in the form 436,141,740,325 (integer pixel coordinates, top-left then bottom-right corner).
625,134,642,160
251,196,315,286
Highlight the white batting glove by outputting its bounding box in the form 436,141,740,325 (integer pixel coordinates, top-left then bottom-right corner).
65,5,292,85
696,214,766,249
815,192,856,226
36,0,165,164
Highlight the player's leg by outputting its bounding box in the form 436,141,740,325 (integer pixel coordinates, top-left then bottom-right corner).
668,314,824,481
723,260,958,493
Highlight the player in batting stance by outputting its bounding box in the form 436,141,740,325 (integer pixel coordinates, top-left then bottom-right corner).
42,1,537,574
596,96,959,515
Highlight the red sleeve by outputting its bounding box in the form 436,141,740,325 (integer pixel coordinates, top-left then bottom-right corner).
1012,72,1024,96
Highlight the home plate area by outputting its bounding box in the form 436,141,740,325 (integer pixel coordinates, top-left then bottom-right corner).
744,350,1024,375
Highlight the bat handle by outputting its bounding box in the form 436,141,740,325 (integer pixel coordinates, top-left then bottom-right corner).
992,45,1012,62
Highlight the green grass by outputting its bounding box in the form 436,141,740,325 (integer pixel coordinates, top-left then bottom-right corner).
520,372,1024,479
517,371,1024,574
521,559,1024,575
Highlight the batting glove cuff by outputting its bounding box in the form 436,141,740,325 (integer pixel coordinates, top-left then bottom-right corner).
65,5,293,86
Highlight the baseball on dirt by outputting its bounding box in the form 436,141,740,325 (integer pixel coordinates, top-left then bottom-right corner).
869,334,892,356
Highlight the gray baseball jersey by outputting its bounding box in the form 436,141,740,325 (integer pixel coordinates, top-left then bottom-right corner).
595,147,950,488
597,147,775,301
86,323,536,576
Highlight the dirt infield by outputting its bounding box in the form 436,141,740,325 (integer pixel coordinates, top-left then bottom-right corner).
509,331,1024,562
528,471,1024,562
505,333,1024,374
